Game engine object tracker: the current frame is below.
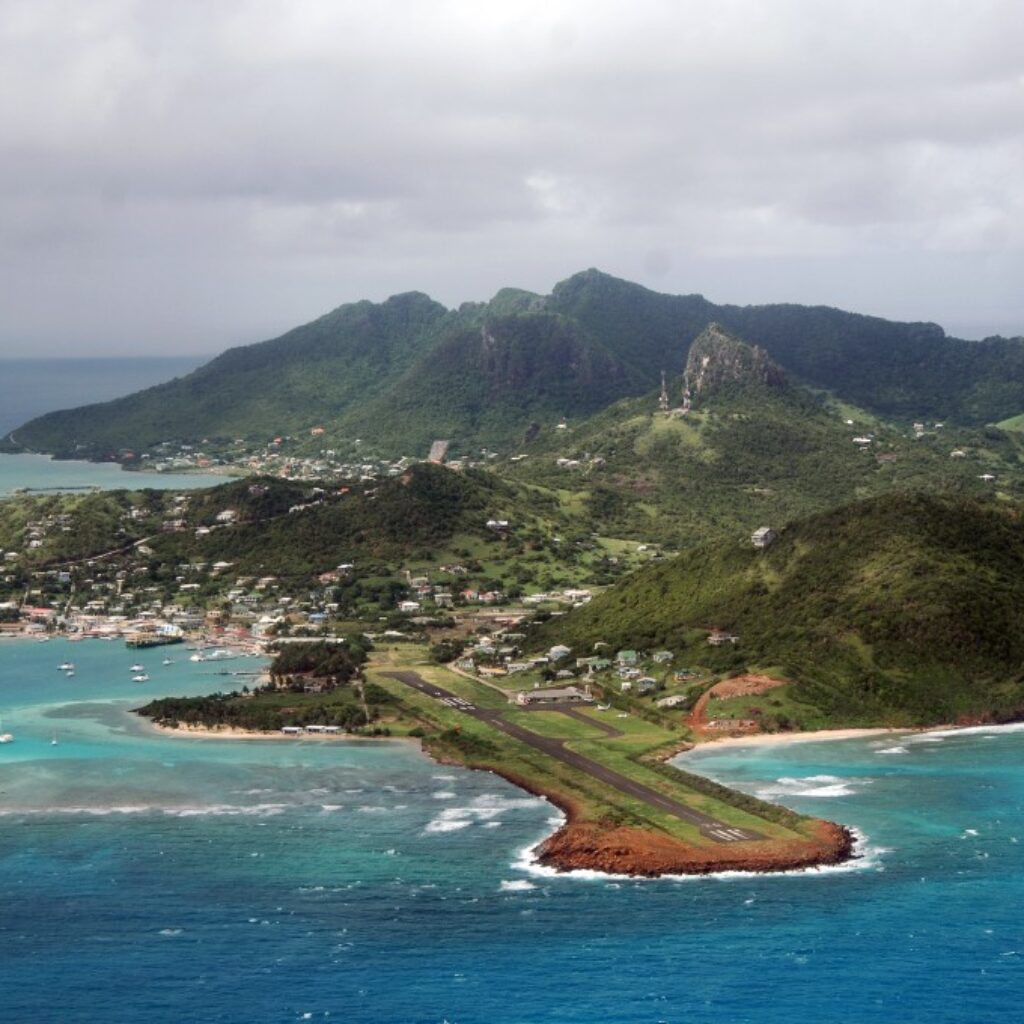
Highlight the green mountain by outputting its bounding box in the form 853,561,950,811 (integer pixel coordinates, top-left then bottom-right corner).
530,492,1024,726
7,270,1024,459
506,324,1024,546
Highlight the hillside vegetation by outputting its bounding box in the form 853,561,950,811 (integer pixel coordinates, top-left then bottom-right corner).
7,270,1024,459
530,492,1024,726
508,325,1024,546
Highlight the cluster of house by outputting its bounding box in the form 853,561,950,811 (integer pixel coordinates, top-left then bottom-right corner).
458,639,681,700
1,509,77,567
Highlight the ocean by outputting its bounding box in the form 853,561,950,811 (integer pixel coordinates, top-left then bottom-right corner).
0,356,207,437
0,638,1021,1023
0,356,237,495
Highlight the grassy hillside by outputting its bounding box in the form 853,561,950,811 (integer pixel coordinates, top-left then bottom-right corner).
7,270,1023,460
529,492,1024,726
506,326,1024,547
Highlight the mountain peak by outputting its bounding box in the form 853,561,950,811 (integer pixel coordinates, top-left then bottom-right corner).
683,323,786,403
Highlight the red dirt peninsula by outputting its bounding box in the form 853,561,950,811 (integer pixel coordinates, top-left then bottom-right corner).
433,752,858,879
535,818,856,878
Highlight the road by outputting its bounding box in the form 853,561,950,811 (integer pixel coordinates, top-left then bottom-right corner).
383,670,763,844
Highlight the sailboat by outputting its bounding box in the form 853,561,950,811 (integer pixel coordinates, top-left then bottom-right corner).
51,732,58,746
0,717,13,743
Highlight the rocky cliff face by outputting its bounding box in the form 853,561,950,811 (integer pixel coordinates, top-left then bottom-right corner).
683,323,787,406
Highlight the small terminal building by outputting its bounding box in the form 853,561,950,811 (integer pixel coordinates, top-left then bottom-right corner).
516,685,591,707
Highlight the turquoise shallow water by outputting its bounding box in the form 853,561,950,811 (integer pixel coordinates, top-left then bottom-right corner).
0,453,232,496
1,639,1023,1023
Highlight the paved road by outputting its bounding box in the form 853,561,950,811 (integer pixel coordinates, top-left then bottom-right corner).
383,670,763,844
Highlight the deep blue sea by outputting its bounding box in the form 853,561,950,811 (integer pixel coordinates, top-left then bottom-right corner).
1,639,1021,1023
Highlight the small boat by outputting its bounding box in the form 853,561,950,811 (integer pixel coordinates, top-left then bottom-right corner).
0,717,12,743
65,670,75,678
129,663,145,672
58,662,74,671
51,732,58,746
132,673,149,683
162,658,174,666
189,654,204,662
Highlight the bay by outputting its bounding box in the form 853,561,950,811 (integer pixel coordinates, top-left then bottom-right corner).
0,453,232,497
1,638,1022,1023
0,356,233,495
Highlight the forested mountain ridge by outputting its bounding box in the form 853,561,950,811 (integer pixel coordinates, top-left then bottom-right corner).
7,270,1024,459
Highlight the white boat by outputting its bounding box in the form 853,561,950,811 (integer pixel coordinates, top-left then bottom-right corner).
162,658,174,665
129,663,145,672
132,673,149,683
189,654,204,662
65,670,75,678
58,662,74,671
51,732,58,746
0,717,12,743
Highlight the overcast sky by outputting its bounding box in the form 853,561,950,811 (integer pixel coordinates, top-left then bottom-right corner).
1,0,1022,357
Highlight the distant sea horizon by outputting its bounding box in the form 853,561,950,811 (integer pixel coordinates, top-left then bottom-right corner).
0,355,211,436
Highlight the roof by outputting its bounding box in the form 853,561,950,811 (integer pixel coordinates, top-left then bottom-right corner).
521,686,584,701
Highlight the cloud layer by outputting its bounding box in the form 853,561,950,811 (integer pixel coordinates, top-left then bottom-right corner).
1,0,1022,354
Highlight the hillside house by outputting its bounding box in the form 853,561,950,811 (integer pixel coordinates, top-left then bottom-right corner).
751,526,776,549
707,629,739,646
616,649,638,666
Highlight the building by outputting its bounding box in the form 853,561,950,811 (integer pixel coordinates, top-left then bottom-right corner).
707,629,739,646
516,686,590,706
751,526,776,549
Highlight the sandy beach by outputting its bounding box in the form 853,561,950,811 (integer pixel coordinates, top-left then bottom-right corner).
690,726,916,751
143,719,409,742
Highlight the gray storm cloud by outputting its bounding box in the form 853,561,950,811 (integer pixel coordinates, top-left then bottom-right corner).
0,0,1021,355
